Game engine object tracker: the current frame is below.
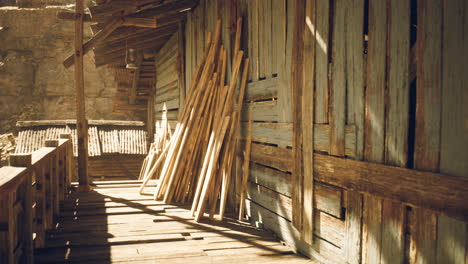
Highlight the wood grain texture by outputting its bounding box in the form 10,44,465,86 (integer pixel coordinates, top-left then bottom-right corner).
362,1,387,262
314,0,329,124
385,0,410,167
344,191,363,264
74,0,90,189
291,0,306,230
314,153,468,222
329,0,346,157
302,0,316,245
345,0,365,160
437,1,468,262
410,1,443,263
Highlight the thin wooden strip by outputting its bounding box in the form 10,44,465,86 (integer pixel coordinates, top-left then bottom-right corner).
302,0,316,246
314,0,329,123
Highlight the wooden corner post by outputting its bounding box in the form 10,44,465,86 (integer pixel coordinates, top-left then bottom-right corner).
74,0,91,192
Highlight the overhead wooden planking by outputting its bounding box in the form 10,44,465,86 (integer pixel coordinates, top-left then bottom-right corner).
64,17,125,68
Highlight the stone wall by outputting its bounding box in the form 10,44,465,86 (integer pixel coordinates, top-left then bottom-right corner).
0,5,133,133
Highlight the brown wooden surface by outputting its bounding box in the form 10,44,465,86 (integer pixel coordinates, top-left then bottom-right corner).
74,0,90,190
34,182,317,264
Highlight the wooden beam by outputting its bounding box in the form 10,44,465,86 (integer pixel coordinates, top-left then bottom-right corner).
57,11,92,22
74,0,91,192
314,154,468,222
64,17,125,68
123,18,157,28
129,55,143,104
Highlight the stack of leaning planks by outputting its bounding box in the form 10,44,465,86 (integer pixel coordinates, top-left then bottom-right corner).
138,18,249,222
138,105,172,193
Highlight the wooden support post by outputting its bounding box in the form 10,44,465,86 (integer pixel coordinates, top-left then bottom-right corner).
74,0,91,192
129,54,143,105
60,134,74,189
9,154,33,264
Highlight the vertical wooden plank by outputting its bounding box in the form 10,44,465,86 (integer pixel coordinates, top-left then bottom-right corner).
437,1,468,263
408,208,437,264
385,0,410,167
410,1,442,263
277,0,293,122
291,0,306,230
362,195,383,264
178,23,186,111
74,0,90,191
314,0,329,124
271,0,280,76
252,0,259,81
329,0,346,156
380,2,410,263
364,0,386,164
264,0,272,78
302,0,315,245
346,0,365,159
381,200,406,264
247,0,253,81
345,191,363,264
344,1,365,262
185,13,192,92
362,0,387,263
258,0,266,79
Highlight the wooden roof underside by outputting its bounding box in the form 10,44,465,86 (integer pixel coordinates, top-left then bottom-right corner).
60,0,197,115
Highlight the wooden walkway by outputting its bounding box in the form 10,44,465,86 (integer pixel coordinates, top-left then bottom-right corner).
34,180,317,264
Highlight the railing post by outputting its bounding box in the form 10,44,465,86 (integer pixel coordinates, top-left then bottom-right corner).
45,140,60,218
59,134,73,193
9,153,33,264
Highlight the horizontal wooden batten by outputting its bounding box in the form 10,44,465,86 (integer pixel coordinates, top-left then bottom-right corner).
245,78,279,101
240,123,356,157
155,98,179,112
246,183,345,248
314,154,468,222
248,141,468,221
248,163,343,219
56,11,92,22
241,101,279,122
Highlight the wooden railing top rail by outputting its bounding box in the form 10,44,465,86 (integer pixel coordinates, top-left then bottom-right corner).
0,166,29,194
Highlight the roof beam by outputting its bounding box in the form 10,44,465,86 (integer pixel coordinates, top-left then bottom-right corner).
63,17,124,68
129,55,143,104
57,11,92,22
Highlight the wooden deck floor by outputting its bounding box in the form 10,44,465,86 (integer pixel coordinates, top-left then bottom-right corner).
35,180,317,264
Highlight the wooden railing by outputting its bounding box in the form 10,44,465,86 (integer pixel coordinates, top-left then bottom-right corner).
0,134,74,264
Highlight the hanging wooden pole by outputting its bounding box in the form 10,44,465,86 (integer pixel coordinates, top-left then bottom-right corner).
75,0,91,192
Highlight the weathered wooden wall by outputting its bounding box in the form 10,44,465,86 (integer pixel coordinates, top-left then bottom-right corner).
154,27,184,132
179,0,468,263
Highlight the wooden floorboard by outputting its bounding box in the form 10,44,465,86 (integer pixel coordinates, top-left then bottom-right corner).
35,181,318,263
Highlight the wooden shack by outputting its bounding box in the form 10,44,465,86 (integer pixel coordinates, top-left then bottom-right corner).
15,120,148,181
0,0,466,263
